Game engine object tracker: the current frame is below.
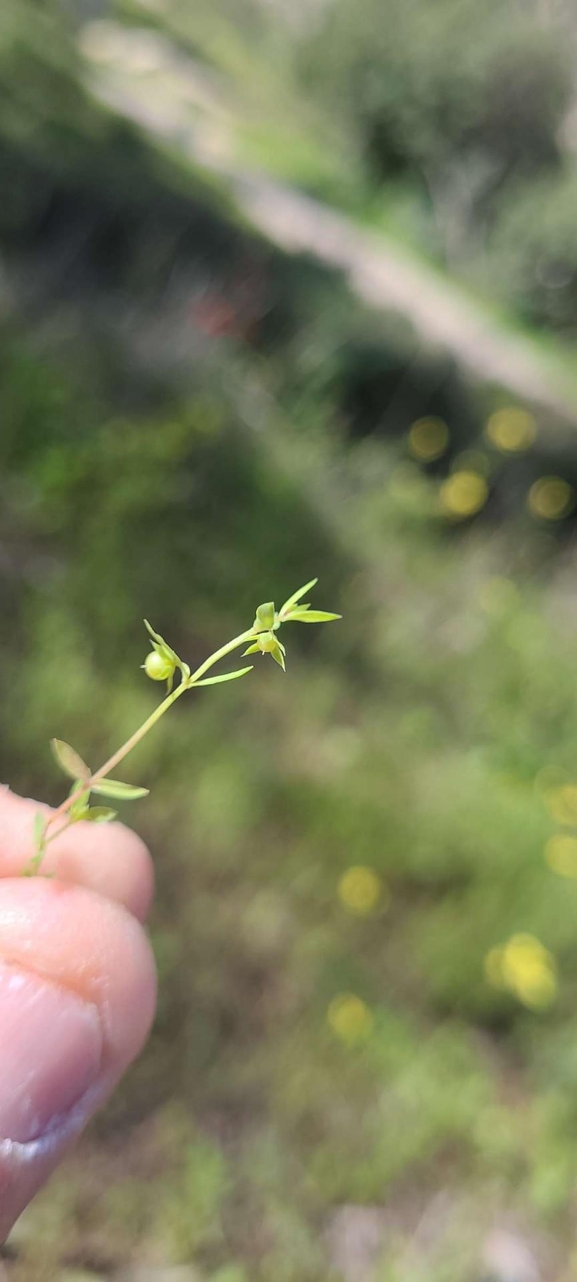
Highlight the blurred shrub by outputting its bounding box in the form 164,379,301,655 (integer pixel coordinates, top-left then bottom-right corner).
490,168,577,333
300,0,571,261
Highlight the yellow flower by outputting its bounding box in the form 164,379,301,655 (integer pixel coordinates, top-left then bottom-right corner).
543,783,577,826
485,408,536,453
440,471,488,519
408,417,449,462
337,866,386,916
545,834,577,879
327,993,374,1045
527,477,573,521
485,934,557,1009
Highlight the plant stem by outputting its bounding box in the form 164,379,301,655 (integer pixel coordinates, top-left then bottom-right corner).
44,628,256,839
187,628,256,685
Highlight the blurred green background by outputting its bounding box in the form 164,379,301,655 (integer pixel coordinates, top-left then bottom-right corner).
7,1,577,1279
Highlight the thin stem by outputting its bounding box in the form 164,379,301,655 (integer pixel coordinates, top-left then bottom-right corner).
187,628,255,686
88,680,189,787
43,627,256,839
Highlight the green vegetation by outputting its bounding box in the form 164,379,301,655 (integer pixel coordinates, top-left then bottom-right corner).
6,324,577,1277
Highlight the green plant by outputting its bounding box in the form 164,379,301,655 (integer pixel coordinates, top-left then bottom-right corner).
25,579,340,874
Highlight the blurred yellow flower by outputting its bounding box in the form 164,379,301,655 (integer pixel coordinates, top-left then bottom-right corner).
533,765,568,798
545,834,577,879
527,476,573,521
337,865,386,916
408,417,449,462
327,993,374,1045
486,408,536,453
452,449,491,477
440,471,488,519
485,934,557,1009
543,783,577,826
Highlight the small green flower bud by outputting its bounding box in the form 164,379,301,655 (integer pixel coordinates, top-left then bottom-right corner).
257,631,286,669
254,602,275,631
258,630,277,653
145,650,176,681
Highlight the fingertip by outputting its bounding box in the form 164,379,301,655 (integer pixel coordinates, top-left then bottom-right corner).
52,821,155,923
0,877,158,1069
0,877,157,1242
0,790,155,922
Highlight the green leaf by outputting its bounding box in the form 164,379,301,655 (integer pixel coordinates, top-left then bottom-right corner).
270,644,286,671
71,806,90,822
242,642,260,656
280,578,318,615
70,788,91,820
144,618,165,645
91,779,150,800
51,739,91,782
288,610,342,623
85,806,118,823
23,851,45,877
194,666,254,687
33,812,46,851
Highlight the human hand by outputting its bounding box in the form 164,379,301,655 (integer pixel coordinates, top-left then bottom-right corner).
0,787,156,1242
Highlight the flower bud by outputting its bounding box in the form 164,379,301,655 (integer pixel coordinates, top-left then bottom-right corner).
145,650,176,681
257,631,277,653
254,602,275,631
257,631,286,669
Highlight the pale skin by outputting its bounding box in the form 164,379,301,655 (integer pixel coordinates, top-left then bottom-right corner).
0,786,157,1242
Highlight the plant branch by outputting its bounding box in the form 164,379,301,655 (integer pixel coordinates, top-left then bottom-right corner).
43,628,256,840
27,579,340,875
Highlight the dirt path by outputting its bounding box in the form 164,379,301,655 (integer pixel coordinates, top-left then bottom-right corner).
85,36,577,427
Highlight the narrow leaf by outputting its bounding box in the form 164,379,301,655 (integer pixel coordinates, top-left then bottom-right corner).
243,643,260,656
91,779,150,800
270,647,286,671
289,610,342,623
144,618,165,645
280,578,318,615
70,806,90,823
70,789,91,820
85,806,118,824
33,812,46,851
23,852,45,877
194,666,254,687
51,739,91,782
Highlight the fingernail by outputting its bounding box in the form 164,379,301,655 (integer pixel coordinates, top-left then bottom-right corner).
0,963,103,1143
